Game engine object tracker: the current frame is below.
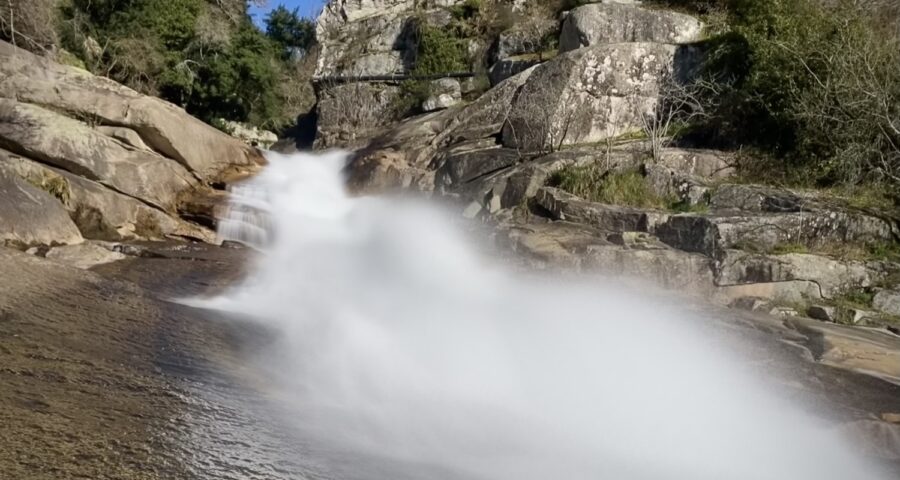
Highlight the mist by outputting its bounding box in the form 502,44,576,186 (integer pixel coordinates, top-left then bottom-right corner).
193,151,887,480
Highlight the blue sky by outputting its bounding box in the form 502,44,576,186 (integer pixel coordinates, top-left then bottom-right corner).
249,0,325,26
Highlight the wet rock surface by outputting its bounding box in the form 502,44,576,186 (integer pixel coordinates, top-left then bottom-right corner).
0,244,317,480
1,239,900,477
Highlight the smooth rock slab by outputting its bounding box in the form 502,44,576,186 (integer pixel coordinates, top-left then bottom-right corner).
0,99,195,211
44,242,127,270
535,187,670,232
656,210,895,258
0,41,259,181
502,43,690,152
0,151,214,242
559,3,704,52
0,171,83,248
874,289,900,316
715,250,880,299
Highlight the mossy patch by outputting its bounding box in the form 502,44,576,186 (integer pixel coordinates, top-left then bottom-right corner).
550,166,673,209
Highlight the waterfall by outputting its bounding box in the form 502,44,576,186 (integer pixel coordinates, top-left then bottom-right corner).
197,150,887,480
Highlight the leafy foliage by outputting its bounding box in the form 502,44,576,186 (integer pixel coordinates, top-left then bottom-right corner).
693,0,900,187
54,0,315,129
265,6,315,59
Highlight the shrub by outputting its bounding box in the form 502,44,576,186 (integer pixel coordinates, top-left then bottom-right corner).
265,6,315,59
551,166,672,209
0,0,60,52
409,21,469,76
56,0,304,129
696,0,900,187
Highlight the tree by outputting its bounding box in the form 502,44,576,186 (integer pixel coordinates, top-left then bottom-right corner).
265,6,314,57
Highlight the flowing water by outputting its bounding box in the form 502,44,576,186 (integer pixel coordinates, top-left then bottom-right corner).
193,151,891,480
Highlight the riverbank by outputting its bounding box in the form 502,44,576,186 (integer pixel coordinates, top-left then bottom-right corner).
0,244,314,479
1,228,900,477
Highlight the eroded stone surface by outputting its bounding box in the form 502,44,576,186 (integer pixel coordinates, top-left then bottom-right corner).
559,3,704,52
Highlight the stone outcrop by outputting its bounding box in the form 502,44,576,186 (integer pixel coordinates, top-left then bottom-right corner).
333,2,900,329
315,0,461,78
0,151,214,243
422,78,463,112
0,170,83,248
502,42,691,151
0,40,258,246
0,41,261,182
0,99,195,211
559,3,704,52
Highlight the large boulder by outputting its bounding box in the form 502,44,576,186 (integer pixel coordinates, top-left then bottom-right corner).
315,0,460,78
559,3,704,52
715,250,883,299
656,210,895,259
501,43,693,152
449,65,538,142
0,99,195,211
314,82,402,148
0,170,83,248
0,41,260,182
0,151,214,242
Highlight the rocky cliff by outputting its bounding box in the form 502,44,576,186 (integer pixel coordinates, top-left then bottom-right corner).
0,40,264,247
322,0,900,329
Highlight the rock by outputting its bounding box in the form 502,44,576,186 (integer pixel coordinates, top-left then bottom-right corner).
715,250,880,299
462,201,483,219
769,306,800,318
716,281,822,305
449,66,537,142
0,170,83,248
0,99,196,211
96,126,153,151
848,308,879,325
220,120,278,149
656,209,895,259
656,148,735,179
44,242,127,270
488,58,542,86
421,79,462,112
0,41,260,182
560,3,703,53
583,243,714,292
314,1,457,77
839,420,900,461
874,289,900,316
435,148,520,189
730,296,771,312
315,82,401,148
808,305,837,322
607,231,651,246
535,187,670,232
0,150,215,243
502,43,695,152
711,184,806,213
493,16,557,60
644,164,709,207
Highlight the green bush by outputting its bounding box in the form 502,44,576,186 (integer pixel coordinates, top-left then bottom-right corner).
265,6,315,59
56,0,315,130
551,166,672,209
696,0,900,187
410,21,469,76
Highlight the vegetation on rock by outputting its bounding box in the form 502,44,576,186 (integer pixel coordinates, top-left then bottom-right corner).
674,0,900,190
1,0,317,130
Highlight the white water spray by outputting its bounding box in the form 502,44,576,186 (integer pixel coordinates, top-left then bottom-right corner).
200,151,887,480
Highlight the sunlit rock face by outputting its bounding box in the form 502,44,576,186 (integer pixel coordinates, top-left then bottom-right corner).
560,2,704,52
502,42,700,151
0,40,257,245
314,0,464,78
